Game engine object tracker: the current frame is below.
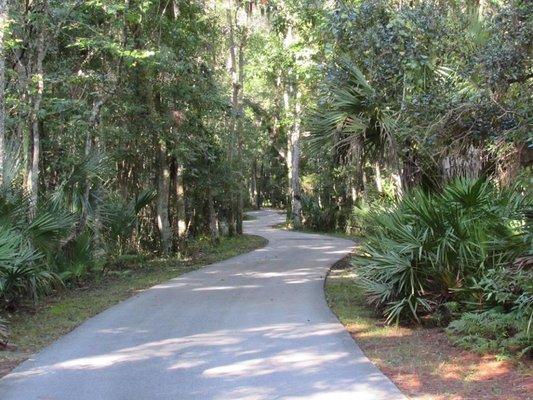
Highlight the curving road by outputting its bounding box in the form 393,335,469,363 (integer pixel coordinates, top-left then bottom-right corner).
0,209,405,400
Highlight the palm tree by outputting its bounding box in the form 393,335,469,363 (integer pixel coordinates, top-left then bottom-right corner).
309,57,404,198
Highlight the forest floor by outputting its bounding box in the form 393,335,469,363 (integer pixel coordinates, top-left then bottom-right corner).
326,258,533,400
0,234,267,378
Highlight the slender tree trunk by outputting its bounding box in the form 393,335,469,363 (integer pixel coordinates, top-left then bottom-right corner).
227,199,236,237
184,177,193,237
374,161,383,194
283,82,293,210
392,170,403,198
350,164,364,204
15,56,27,178
27,28,46,217
236,36,246,235
81,97,105,219
82,96,107,254
290,88,302,228
207,185,219,244
60,97,107,250
226,3,240,236
389,136,404,199
172,158,186,240
282,25,302,226
157,140,172,255
258,162,264,208
391,150,404,199
145,79,171,253
251,158,259,209
0,0,7,179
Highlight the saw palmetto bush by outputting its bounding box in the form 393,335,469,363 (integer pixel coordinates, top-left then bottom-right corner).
354,178,530,327
0,225,57,308
99,190,157,253
0,152,155,308
0,170,70,308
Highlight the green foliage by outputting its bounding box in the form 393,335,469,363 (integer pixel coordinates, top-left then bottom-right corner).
1,0,230,308
309,58,396,161
354,179,530,327
0,178,66,306
300,195,344,232
447,310,532,357
99,189,157,251
0,152,154,307
0,225,59,307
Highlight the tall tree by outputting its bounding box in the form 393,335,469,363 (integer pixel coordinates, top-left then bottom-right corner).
0,0,6,178
27,3,48,216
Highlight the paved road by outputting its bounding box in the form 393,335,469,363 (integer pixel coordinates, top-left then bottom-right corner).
0,209,405,400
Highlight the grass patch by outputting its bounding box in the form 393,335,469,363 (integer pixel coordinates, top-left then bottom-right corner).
0,234,267,376
325,262,532,400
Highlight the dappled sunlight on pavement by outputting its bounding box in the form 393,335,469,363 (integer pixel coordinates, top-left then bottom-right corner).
0,209,405,400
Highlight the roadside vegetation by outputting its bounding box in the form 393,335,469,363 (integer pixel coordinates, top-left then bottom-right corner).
294,0,531,371
355,179,531,357
326,265,532,400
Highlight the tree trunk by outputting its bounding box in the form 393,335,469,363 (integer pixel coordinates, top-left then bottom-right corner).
258,162,264,208
184,177,193,237
157,141,172,255
80,98,106,225
283,81,294,214
146,82,171,252
227,202,236,237
389,136,404,199
235,36,246,235
251,158,259,209
290,88,302,228
0,0,7,179
350,166,364,205
392,170,404,199
27,28,46,217
172,158,186,241
59,98,106,251
207,185,219,244
374,161,383,194
226,5,238,236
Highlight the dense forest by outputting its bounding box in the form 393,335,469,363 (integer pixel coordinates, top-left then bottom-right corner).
0,0,531,357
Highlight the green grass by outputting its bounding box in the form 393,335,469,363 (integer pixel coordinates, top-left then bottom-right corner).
0,234,267,371
325,264,395,344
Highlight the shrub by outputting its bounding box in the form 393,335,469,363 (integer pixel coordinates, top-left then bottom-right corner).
447,309,532,357
301,196,338,231
0,159,155,308
0,200,65,307
354,178,530,325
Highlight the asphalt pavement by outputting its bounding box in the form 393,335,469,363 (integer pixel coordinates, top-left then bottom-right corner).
0,209,405,400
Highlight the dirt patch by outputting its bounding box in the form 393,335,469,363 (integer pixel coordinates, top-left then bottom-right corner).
362,327,532,400
326,267,533,400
